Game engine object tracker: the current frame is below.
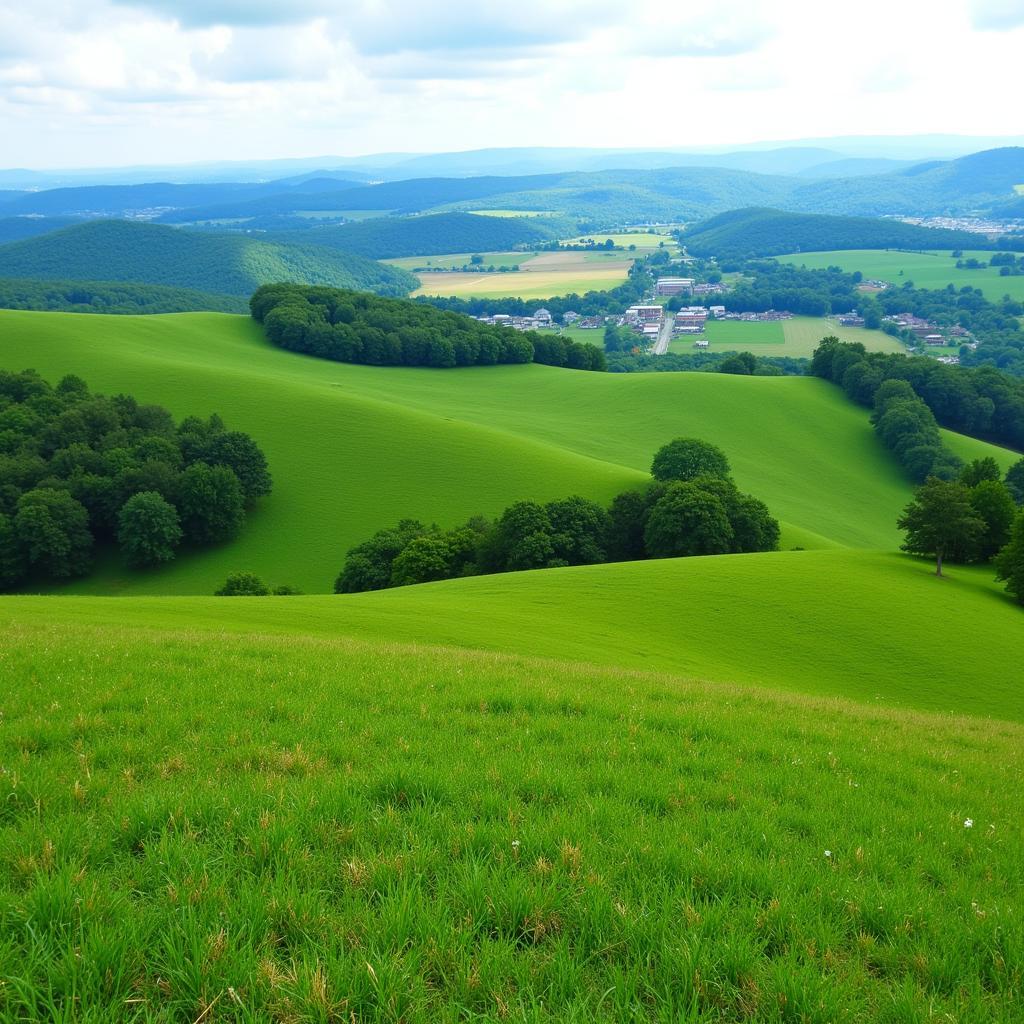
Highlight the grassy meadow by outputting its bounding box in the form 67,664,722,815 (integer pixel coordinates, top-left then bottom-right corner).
669,316,906,358
0,601,1021,1022
2,303,1023,1021
0,308,1014,594
778,249,1024,304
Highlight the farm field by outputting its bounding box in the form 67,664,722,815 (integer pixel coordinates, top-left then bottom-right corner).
384,251,530,271
1,308,1014,595
2,593,1021,1022
564,231,677,251
410,249,634,299
778,249,1024,303
669,316,906,357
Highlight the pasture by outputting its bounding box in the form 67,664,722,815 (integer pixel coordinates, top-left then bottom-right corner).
410,248,634,299
669,316,906,358
0,585,1021,1021
0,309,1013,594
778,249,1024,304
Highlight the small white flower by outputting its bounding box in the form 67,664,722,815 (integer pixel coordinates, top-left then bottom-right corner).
824,850,832,858
964,819,974,829
511,839,521,848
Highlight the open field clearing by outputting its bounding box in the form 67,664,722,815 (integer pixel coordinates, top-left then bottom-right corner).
0,594,1021,1021
0,310,1014,593
564,231,677,250
409,262,630,299
384,251,529,271
468,208,556,217
669,317,906,357
778,249,1024,304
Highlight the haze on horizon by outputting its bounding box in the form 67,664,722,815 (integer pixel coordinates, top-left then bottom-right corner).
0,0,1022,170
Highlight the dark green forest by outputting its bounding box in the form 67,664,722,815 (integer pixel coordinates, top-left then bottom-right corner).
0,277,247,314
251,284,606,371
264,212,563,259
0,221,416,298
683,208,989,260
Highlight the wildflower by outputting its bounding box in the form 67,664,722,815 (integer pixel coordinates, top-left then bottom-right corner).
824,850,832,858
963,819,973,829
512,839,521,849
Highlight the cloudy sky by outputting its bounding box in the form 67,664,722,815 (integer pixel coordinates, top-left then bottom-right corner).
0,0,1021,168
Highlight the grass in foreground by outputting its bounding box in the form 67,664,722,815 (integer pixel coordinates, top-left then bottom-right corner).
0,616,1020,1022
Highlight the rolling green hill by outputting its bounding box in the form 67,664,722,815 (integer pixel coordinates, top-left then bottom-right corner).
2,591,1020,1021
0,220,416,297
266,212,566,258
683,208,984,260
0,309,1015,595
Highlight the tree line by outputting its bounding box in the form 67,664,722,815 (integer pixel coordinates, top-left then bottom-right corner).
811,338,1024,453
251,284,606,371
898,458,1024,604
0,277,248,315
0,370,271,590
334,439,779,593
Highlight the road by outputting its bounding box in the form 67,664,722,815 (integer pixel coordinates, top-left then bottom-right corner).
651,312,674,354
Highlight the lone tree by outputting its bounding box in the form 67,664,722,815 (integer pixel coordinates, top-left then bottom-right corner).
995,512,1024,604
117,491,182,567
897,477,985,577
651,438,730,483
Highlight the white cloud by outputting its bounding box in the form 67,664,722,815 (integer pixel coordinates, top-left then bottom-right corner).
969,0,1024,28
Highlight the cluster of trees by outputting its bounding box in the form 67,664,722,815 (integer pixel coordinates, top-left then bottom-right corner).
811,337,1024,453
420,261,655,322
682,208,984,261
899,458,1024,603
335,439,779,592
215,570,300,596
607,350,808,375
0,277,247,315
252,284,606,371
0,370,270,590
869,377,962,482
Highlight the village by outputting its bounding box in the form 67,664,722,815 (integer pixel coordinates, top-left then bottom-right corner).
470,274,975,362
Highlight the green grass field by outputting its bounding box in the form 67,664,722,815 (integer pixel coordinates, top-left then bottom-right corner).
0,585,1021,1021
2,307,1023,1020
1,309,1013,594
778,250,1024,304
668,317,906,358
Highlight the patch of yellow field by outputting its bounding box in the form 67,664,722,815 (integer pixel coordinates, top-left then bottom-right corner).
412,263,631,300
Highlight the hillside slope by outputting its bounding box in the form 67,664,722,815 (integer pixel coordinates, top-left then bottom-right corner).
683,207,984,259
0,309,1015,595
266,212,560,259
1,600,1020,1021
0,220,416,296
6,549,1020,719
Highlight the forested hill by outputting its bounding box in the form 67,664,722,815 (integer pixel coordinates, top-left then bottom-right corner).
265,212,565,259
683,208,988,260
0,220,417,298
0,277,248,314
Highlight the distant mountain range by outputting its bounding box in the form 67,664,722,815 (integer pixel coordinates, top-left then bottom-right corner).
3,134,1023,188
0,148,1017,229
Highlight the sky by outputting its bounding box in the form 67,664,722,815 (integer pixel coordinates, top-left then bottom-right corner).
0,0,1022,168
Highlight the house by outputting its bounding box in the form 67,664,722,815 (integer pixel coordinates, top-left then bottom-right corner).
533,308,552,325
626,305,664,324
838,315,865,327
654,277,694,297
694,339,710,349
709,305,726,316
562,311,580,323
924,334,946,346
